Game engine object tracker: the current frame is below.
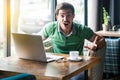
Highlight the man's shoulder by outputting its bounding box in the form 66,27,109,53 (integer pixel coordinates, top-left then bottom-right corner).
73,22,85,29
43,21,58,32
45,21,58,27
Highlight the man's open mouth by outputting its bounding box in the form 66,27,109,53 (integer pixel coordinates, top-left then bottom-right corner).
64,23,68,25
63,22,69,25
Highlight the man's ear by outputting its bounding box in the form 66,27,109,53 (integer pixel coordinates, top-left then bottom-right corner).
73,14,75,18
56,15,58,20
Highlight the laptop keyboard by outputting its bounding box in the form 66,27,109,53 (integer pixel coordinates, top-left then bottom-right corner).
46,53,64,60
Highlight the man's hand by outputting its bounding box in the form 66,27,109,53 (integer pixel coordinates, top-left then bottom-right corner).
84,37,97,51
44,46,53,51
86,34,106,51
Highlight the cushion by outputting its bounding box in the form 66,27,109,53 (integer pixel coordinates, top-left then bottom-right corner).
104,38,120,78
0,73,36,80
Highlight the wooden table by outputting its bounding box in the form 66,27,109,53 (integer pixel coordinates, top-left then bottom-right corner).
0,54,100,80
95,30,120,37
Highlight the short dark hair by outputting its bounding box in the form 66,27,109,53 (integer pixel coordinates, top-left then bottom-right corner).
55,2,75,15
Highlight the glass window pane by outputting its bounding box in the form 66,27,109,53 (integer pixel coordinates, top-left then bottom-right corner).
57,0,85,25
17,0,52,34
0,0,5,59
11,0,53,56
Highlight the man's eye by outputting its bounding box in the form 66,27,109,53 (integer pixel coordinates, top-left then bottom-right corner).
67,15,71,18
67,14,72,17
61,15,64,18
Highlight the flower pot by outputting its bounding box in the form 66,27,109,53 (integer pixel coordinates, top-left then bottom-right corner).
102,24,108,31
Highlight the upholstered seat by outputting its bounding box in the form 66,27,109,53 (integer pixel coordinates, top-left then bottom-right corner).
0,70,36,80
103,38,120,79
1,73,36,80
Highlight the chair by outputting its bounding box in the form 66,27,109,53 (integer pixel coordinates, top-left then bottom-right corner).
103,38,120,79
88,46,106,80
0,70,36,80
83,39,106,80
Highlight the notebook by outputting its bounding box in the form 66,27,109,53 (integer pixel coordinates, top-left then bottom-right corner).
12,33,64,62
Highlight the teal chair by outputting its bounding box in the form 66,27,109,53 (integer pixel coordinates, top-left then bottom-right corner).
0,73,36,80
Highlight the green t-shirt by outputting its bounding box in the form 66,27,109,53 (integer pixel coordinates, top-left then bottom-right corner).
40,21,94,55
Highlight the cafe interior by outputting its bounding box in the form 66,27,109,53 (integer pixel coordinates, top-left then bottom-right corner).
0,0,120,80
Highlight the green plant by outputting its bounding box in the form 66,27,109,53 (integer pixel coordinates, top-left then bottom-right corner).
103,7,109,25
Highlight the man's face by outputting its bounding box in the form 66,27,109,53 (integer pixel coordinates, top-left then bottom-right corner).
56,9,75,28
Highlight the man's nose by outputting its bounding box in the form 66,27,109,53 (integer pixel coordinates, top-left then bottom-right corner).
63,16,68,21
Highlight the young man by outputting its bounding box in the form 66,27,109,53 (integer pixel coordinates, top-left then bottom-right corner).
40,2,106,80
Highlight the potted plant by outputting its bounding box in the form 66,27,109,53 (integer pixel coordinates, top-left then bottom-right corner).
102,7,109,31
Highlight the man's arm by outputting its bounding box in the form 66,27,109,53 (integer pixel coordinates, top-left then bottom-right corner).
86,33,106,50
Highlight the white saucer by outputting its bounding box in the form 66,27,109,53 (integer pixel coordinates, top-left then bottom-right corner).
67,57,83,61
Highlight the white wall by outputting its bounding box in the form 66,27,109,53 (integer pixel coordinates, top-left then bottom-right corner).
88,0,98,31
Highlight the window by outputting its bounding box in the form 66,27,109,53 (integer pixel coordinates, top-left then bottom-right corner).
0,0,86,57
11,0,52,34
0,0,5,58
11,0,53,56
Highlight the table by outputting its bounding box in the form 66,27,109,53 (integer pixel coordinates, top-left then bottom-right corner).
0,54,100,80
95,30,120,37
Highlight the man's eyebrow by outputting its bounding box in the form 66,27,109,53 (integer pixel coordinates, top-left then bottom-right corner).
59,12,73,14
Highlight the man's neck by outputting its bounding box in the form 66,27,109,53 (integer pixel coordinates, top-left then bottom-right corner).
60,26,72,35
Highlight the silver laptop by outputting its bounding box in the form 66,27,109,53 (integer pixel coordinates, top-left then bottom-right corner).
12,33,64,62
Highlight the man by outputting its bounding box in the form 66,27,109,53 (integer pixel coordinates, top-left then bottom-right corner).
40,2,106,80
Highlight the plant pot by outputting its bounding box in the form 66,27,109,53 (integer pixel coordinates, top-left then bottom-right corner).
102,24,108,31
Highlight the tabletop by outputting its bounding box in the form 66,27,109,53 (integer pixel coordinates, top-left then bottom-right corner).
95,30,120,37
0,54,101,80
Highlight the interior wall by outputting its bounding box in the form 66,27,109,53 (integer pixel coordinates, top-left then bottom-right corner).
88,0,98,31
88,0,102,31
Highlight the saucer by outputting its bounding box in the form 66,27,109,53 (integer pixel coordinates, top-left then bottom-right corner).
67,57,83,62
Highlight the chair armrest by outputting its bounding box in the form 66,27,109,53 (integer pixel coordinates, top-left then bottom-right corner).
88,46,106,80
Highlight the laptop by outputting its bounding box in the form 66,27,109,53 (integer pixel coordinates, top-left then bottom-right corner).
12,33,64,62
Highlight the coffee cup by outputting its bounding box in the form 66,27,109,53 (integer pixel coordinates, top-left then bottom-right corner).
69,51,79,60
